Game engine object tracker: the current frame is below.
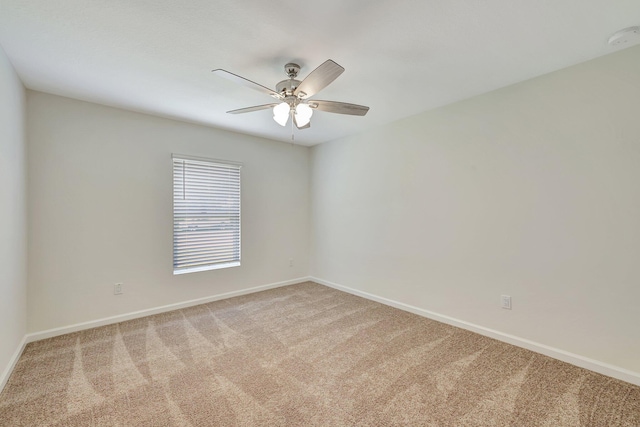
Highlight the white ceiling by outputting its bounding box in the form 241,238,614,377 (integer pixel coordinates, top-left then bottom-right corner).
1,1,639,146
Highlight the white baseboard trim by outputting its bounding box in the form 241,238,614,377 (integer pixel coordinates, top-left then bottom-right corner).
0,335,28,394
310,276,640,387
26,276,311,344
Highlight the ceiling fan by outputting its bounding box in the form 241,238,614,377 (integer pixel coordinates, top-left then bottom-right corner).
212,60,369,130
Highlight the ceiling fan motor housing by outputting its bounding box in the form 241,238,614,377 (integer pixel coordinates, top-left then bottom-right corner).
276,78,301,96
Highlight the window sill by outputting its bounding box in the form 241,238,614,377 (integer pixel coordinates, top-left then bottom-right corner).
173,261,240,275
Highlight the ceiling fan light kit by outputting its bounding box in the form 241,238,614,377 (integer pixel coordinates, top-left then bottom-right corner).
212,60,369,132
293,103,313,127
273,102,291,126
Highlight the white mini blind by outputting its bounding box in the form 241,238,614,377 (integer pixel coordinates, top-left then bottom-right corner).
173,155,241,274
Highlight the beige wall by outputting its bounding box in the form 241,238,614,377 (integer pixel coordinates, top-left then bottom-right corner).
310,45,640,374
0,45,27,383
12,43,640,383
27,92,310,332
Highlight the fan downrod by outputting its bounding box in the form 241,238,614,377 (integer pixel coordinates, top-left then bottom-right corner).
276,63,302,95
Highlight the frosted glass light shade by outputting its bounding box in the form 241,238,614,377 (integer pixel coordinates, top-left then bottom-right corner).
273,102,290,126
295,103,313,127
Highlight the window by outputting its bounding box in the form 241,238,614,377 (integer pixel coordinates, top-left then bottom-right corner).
173,155,241,274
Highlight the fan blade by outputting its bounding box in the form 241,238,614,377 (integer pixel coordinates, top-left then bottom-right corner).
310,100,369,116
212,69,282,99
294,60,344,99
227,104,278,114
293,114,311,129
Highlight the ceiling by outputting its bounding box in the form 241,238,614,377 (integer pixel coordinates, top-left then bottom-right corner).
1,1,639,146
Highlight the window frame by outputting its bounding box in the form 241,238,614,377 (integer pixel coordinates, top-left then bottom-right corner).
172,154,242,275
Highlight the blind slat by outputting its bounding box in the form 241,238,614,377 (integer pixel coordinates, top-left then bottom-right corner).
174,238,240,246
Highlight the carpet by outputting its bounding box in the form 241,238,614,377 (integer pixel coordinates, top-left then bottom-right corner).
1,282,639,426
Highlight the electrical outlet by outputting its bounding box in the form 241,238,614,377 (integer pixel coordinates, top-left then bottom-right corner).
501,295,511,310
289,258,294,267
114,283,123,295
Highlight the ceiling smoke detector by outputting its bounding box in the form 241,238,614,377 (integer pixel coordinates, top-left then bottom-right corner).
608,26,640,47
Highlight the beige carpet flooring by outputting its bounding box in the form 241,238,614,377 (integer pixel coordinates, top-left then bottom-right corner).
1,282,639,426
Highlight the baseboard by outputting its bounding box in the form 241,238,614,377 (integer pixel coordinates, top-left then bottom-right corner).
0,335,28,394
26,276,311,344
310,276,640,387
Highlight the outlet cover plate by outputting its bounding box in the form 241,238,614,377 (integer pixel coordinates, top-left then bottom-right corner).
501,295,512,310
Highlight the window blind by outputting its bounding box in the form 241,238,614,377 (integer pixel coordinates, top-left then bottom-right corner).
173,155,241,274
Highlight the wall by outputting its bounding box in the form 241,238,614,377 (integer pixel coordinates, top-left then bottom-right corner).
27,92,310,332
310,45,640,375
0,45,27,387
